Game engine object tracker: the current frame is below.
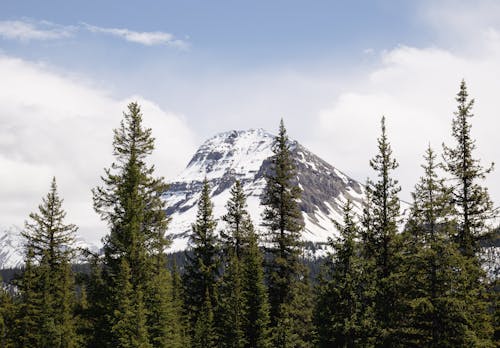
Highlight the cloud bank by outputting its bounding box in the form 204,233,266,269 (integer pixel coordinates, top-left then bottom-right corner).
0,55,196,243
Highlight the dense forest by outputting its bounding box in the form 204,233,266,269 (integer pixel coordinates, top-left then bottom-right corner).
0,80,498,347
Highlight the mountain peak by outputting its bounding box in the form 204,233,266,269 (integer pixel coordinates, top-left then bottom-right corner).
164,129,363,251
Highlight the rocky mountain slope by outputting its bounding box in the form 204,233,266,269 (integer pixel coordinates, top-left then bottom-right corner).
163,128,364,251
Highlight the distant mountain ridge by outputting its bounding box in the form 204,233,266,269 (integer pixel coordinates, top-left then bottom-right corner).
163,128,364,251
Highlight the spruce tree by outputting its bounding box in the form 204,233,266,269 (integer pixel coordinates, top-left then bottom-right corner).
442,81,495,345
19,177,79,348
442,79,496,257
0,276,14,348
93,102,178,347
363,116,403,345
400,146,465,346
192,289,217,348
218,180,271,348
14,247,42,348
314,200,363,348
241,230,271,348
261,119,313,347
111,259,151,348
182,179,219,341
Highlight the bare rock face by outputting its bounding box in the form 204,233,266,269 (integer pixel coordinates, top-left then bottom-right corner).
163,129,364,251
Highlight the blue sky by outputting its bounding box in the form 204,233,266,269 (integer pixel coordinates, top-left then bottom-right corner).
1,0,499,242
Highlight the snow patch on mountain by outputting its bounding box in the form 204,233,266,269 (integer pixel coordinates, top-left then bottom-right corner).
163,129,364,251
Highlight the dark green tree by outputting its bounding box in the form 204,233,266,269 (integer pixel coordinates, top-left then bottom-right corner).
218,180,271,348
182,179,219,341
14,247,42,348
442,79,496,257
111,259,151,348
0,276,14,348
314,200,363,348
261,119,313,347
93,102,179,347
364,116,403,345
400,146,463,346
19,178,79,348
192,289,217,348
442,81,496,345
241,230,271,348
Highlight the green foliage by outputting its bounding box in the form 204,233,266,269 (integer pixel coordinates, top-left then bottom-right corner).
362,116,403,345
261,119,313,347
16,178,79,348
443,80,496,257
92,102,179,347
111,259,151,348
192,289,217,348
182,179,219,341
314,200,365,347
217,180,271,347
241,230,272,348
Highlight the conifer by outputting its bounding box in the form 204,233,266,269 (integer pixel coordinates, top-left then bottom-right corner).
314,200,363,347
261,119,313,347
363,116,403,345
19,178,79,348
241,230,271,348
93,102,178,346
443,80,496,257
182,179,219,340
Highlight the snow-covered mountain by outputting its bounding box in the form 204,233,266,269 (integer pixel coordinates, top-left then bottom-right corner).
0,225,99,269
163,128,364,251
0,128,364,268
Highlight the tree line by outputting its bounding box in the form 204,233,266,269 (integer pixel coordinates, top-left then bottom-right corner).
0,80,497,347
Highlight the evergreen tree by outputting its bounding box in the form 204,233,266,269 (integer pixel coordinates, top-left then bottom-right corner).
217,180,271,347
192,289,217,348
170,262,190,347
314,200,363,348
442,79,496,257
400,146,465,346
14,247,42,348
93,102,178,347
217,253,246,348
182,179,219,341
0,276,14,348
146,230,183,348
241,229,271,348
19,178,79,348
442,81,496,345
111,259,151,348
261,119,313,347
363,116,403,345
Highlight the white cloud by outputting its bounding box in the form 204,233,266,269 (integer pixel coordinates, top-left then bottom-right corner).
83,23,189,48
309,34,500,212
0,55,196,244
0,20,73,41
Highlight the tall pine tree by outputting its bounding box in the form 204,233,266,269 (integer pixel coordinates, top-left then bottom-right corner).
314,200,364,348
399,146,482,347
261,119,313,347
218,180,271,348
442,79,496,257
182,179,219,346
442,81,495,345
363,116,403,345
93,102,179,347
19,177,79,348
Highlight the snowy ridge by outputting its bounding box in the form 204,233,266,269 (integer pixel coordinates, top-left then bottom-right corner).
163,129,364,251
0,225,99,269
